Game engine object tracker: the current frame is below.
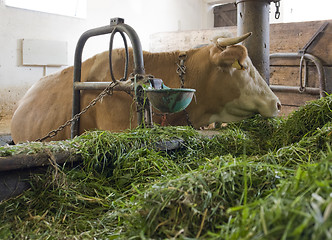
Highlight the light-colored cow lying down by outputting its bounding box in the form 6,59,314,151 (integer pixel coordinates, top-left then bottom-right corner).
11,33,281,143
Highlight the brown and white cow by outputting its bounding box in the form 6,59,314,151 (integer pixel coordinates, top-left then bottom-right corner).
11,33,281,143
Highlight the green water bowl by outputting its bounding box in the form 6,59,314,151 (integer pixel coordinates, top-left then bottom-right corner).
145,88,196,113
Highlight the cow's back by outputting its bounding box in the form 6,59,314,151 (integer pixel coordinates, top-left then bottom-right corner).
11,56,97,142
11,44,276,143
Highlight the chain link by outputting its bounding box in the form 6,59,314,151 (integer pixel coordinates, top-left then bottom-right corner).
176,53,193,127
274,0,281,19
176,52,187,88
35,81,119,142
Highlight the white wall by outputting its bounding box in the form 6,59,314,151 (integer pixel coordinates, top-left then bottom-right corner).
0,0,87,115
0,0,207,116
83,0,206,59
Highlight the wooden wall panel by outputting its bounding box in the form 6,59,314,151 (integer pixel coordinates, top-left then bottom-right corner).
270,66,320,88
270,20,332,66
275,92,319,116
150,20,332,65
149,27,237,52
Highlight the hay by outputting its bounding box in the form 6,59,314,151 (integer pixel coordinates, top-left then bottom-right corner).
272,94,332,146
1,95,332,239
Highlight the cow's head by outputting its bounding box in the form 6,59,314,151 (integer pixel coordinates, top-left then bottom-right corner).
195,32,281,125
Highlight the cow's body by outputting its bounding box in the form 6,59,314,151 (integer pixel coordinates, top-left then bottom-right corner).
11,38,281,143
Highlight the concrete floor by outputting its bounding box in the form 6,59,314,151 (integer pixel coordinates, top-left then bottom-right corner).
0,115,12,146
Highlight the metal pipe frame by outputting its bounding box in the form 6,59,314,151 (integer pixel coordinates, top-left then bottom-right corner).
237,0,272,84
270,52,326,98
269,85,320,95
74,82,133,92
71,19,146,139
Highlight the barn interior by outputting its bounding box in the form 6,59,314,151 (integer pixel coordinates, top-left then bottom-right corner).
1,0,332,238
1,0,332,136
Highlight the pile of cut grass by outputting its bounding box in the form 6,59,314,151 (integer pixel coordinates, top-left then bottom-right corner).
127,154,332,239
1,95,332,239
272,94,332,147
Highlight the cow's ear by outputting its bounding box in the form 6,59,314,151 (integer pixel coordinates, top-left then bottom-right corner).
209,44,248,70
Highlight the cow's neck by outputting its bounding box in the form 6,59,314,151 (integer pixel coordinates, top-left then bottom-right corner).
144,49,198,88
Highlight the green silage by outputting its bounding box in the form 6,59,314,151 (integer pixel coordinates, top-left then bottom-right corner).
1,95,332,239
273,94,332,147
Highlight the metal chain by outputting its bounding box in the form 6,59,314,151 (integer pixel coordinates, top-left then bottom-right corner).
35,81,119,142
176,53,187,88
175,53,193,127
274,0,281,19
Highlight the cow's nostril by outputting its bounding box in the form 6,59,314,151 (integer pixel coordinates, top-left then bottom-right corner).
277,102,281,111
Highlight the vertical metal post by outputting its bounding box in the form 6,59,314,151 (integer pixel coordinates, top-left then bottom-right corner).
237,0,271,84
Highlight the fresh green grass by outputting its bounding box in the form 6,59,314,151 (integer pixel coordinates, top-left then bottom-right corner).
1,95,332,239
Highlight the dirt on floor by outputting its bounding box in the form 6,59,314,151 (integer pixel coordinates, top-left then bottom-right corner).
0,114,12,145
0,114,11,135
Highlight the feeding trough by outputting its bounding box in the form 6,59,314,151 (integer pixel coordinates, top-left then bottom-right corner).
146,88,196,113
145,78,196,114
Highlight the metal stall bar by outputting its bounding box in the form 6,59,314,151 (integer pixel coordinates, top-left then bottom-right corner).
73,82,133,91
269,52,327,98
237,0,273,84
71,18,146,138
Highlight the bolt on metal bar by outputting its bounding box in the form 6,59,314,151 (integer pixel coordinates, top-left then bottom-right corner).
269,85,320,95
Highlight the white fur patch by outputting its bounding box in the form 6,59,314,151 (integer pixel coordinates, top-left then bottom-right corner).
209,58,280,123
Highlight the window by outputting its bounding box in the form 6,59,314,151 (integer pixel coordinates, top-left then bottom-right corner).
5,0,87,18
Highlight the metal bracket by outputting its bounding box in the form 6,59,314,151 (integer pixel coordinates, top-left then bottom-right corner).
110,17,124,26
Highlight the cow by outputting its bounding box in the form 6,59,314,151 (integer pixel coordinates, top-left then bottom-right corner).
11,32,281,143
